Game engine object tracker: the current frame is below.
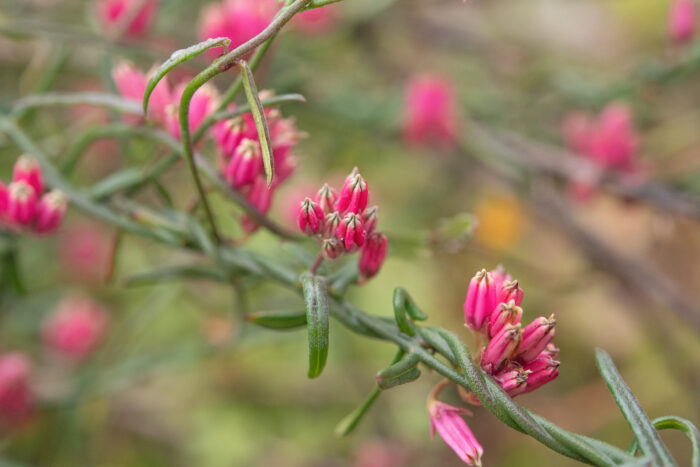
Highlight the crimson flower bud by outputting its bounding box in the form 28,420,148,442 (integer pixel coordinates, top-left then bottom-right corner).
358,232,388,279
521,354,560,394
463,269,497,332
214,117,245,160
489,265,512,292
336,212,365,251
298,198,324,235
7,181,37,226
35,190,68,234
498,280,523,307
481,323,522,374
517,314,556,363
362,205,379,235
241,177,273,234
428,400,483,466
314,183,338,213
324,211,341,238
488,300,523,339
494,365,531,398
669,0,697,43
0,182,8,220
322,238,343,260
12,155,44,196
336,169,368,214
225,139,262,189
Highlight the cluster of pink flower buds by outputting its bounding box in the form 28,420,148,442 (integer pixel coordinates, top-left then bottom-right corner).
669,0,697,44
0,353,34,429
403,75,459,149
198,0,279,59
113,62,219,141
42,297,110,361
562,102,642,199
96,0,159,38
214,97,301,233
0,156,67,234
464,266,560,398
297,168,388,280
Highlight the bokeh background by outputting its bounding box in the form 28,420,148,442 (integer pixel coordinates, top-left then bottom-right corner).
0,0,699,465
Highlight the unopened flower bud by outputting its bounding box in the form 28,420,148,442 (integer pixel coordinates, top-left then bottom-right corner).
669,0,697,43
314,184,338,213
488,300,522,339
499,280,523,306
336,169,368,214
481,323,522,374
322,238,343,260
324,211,341,238
543,343,559,359
464,269,497,332
494,366,531,398
226,139,262,189
7,181,37,226
358,232,388,279
336,212,365,251
0,182,8,220
12,155,43,196
517,314,556,363
35,190,68,234
214,117,246,160
489,265,512,292
298,198,324,235
362,206,379,235
521,355,560,393
241,177,273,234
427,400,483,466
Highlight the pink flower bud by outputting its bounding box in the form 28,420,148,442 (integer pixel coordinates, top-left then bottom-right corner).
0,353,34,428
314,183,338,213
498,280,524,307
215,117,246,162
428,401,483,466
463,269,497,332
166,83,219,140
543,343,559,359
324,211,341,238
322,238,343,260
336,212,365,251
521,354,560,394
481,323,522,374
516,314,556,363
97,0,159,38
362,206,379,235
336,170,368,214
12,155,44,196
42,297,110,360
494,366,531,398
358,232,388,279
7,181,37,226
113,62,146,103
488,300,523,339
34,190,68,234
298,198,325,235
0,182,8,221
241,176,273,234
145,66,172,125
403,75,459,148
669,0,697,43
489,265,512,292
225,139,263,189
590,103,639,172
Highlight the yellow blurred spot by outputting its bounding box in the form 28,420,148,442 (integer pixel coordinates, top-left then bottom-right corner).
474,195,522,251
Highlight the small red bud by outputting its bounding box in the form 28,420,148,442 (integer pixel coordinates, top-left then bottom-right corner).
336,212,365,251
297,198,324,236
358,232,388,279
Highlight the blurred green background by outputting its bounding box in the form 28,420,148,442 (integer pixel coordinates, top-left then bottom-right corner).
0,0,699,465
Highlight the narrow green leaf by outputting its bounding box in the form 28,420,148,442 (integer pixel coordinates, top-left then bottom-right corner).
125,265,228,286
245,310,307,330
628,416,700,467
393,287,426,336
301,273,329,379
143,37,231,115
237,60,274,186
376,353,421,389
12,92,141,115
89,168,144,200
595,349,677,466
210,93,306,123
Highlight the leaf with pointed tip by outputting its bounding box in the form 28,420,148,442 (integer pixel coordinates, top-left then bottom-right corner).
627,416,699,466
376,353,421,389
210,93,306,122
595,349,677,466
13,92,141,115
245,310,307,330
143,37,231,115
237,60,274,186
301,273,329,379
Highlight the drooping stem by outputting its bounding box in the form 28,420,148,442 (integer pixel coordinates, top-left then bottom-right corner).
309,253,325,274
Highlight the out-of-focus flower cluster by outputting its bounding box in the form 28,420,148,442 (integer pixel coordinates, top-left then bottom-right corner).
403,75,459,149
0,156,67,234
96,0,159,38
297,168,388,281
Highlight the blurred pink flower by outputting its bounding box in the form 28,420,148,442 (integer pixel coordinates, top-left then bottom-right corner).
35,191,68,234
241,176,274,234
165,83,219,140
12,155,44,196
112,62,172,125
292,4,339,35
353,439,408,467
58,223,112,282
669,0,697,43
0,353,34,429
197,0,279,59
6,181,38,227
42,297,110,360
403,75,459,148
97,0,159,38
